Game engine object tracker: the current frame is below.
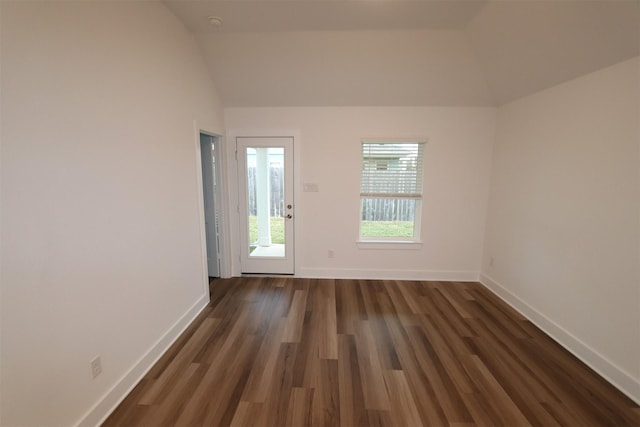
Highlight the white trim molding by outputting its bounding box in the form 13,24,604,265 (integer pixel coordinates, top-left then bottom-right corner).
298,268,479,282
480,273,640,406
74,295,210,427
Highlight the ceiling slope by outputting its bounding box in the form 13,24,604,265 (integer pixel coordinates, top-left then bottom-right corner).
165,0,639,107
164,0,488,33
196,29,495,107
466,0,640,105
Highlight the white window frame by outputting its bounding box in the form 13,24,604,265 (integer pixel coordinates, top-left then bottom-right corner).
358,139,426,244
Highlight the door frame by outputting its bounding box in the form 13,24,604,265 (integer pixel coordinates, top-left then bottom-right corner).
237,137,294,274
195,127,231,285
227,130,301,277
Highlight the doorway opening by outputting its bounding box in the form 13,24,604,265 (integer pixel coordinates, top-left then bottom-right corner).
200,133,222,278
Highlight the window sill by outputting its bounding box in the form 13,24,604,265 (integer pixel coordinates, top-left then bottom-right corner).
356,241,423,250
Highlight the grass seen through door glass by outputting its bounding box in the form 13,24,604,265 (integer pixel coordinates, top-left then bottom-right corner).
249,216,285,245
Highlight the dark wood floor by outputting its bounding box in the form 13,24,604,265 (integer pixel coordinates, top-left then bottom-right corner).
104,277,639,426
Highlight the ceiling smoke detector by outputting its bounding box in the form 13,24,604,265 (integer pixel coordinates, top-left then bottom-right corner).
208,16,223,28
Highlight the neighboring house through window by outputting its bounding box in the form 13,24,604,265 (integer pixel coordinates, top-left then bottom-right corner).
360,140,426,242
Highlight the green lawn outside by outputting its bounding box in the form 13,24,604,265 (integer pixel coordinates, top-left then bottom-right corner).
249,216,285,244
360,220,413,238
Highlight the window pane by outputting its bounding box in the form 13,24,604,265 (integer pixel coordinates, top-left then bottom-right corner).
246,147,286,258
360,198,415,238
361,142,424,197
360,141,425,241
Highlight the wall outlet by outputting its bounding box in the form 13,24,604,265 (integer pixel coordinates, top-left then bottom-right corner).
91,356,102,379
328,249,335,258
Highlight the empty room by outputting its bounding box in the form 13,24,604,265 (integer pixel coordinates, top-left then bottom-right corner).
1,0,638,426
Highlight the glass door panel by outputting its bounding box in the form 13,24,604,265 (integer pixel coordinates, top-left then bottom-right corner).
237,137,294,274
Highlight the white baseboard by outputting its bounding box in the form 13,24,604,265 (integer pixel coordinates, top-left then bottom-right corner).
74,294,210,427
480,273,640,405
297,267,479,282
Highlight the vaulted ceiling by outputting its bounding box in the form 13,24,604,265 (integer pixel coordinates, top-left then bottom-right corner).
164,0,639,107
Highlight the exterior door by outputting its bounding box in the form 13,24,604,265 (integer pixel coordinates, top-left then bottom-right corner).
237,137,294,274
200,133,220,277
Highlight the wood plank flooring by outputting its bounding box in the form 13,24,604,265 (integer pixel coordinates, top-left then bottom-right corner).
103,277,640,426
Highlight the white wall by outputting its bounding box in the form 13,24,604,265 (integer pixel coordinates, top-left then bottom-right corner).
225,107,496,280
199,30,494,107
482,57,640,402
0,2,224,426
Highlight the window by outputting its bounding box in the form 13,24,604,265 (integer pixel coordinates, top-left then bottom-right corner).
360,141,425,241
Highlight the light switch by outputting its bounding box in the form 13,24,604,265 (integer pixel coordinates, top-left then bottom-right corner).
303,183,319,192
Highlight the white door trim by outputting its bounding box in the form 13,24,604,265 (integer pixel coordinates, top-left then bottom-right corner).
237,137,294,274
226,129,301,277
195,124,231,283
